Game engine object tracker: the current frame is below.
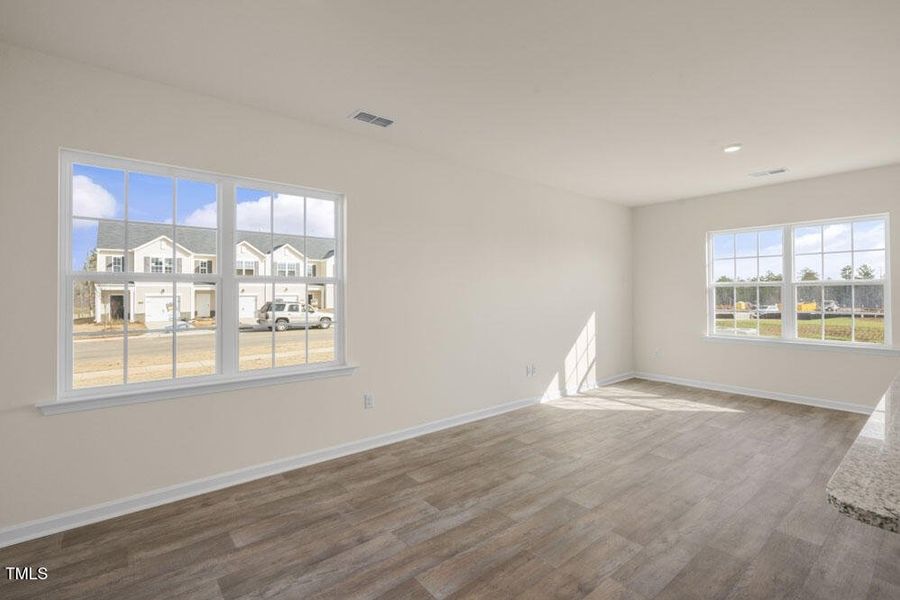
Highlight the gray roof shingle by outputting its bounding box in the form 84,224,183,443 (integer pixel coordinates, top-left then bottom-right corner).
96,220,335,259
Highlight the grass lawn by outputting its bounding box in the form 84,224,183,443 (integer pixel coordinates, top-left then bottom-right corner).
716,316,883,344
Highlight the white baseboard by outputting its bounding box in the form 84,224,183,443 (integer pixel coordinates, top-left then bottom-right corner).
0,395,540,550
632,371,873,415
593,371,638,387
543,371,636,401
1,369,868,549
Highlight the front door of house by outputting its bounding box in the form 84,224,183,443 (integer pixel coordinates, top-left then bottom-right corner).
196,293,212,318
110,295,125,321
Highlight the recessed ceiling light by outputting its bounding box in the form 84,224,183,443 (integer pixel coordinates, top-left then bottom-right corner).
723,143,743,154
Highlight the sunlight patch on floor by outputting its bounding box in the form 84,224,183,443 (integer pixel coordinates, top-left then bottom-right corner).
546,385,744,413
547,396,652,411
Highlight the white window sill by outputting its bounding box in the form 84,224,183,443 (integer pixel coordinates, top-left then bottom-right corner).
703,335,900,356
39,364,359,415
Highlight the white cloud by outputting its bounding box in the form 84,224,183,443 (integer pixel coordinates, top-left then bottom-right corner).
853,221,885,251
181,193,335,237
73,175,118,221
234,194,277,233
793,228,821,254
306,197,335,238
794,221,885,255
273,194,304,235
182,202,218,228
232,194,334,237
822,223,851,251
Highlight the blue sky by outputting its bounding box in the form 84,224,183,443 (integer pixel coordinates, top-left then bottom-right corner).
178,179,217,225
127,172,172,222
712,220,887,281
713,230,783,259
72,219,101,270
72,163,217,225
72,164,218,269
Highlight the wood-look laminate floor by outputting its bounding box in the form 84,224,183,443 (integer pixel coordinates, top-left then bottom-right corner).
2,379,899,600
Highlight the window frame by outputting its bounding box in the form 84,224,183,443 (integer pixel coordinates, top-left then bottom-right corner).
150,257,175,274
235,260,257,276
706,214,892,349
54,149,351,413
107,256,124,272
275,262,299,277
194,259,212,274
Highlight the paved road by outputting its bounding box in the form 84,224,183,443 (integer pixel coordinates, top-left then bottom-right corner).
74,328,333,359
73,328,335,388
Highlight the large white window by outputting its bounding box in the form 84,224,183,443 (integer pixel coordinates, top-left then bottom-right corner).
57,150,347,408
708,215,890,347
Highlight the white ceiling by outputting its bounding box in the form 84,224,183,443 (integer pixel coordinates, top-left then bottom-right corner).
2,0,899,205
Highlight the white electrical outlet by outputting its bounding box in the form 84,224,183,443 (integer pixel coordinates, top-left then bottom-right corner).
363,393,375,409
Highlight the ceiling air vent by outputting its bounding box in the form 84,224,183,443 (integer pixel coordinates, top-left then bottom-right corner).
351,110,394,128
749,167,788,178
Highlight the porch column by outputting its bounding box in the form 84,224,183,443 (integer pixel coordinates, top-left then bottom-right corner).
94,284,101,323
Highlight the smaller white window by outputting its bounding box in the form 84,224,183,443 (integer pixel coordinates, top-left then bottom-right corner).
236,260,257,276
275,262,299,277
306,263,317,277
105,256,124,272
149,257,175,273
708,215,890,347
194,259,212,274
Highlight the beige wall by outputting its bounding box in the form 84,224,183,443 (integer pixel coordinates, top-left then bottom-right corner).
0,43,632,529
633,165,900,409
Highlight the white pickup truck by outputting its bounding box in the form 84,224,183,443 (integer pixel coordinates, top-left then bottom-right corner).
257,301,333,331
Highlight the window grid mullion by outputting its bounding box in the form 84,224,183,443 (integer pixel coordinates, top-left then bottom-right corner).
707,239,714,335
819,285,825,341
270,190,275,370
123,171,130,385
783,225,792,341
304,197,309,361
220,182,236,376
850,224,856,344
171,175,177,380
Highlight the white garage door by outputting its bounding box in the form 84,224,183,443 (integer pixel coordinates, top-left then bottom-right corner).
145,297,172,324
239,295,257,319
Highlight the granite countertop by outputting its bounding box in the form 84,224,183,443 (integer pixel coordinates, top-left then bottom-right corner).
827,378,900,532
